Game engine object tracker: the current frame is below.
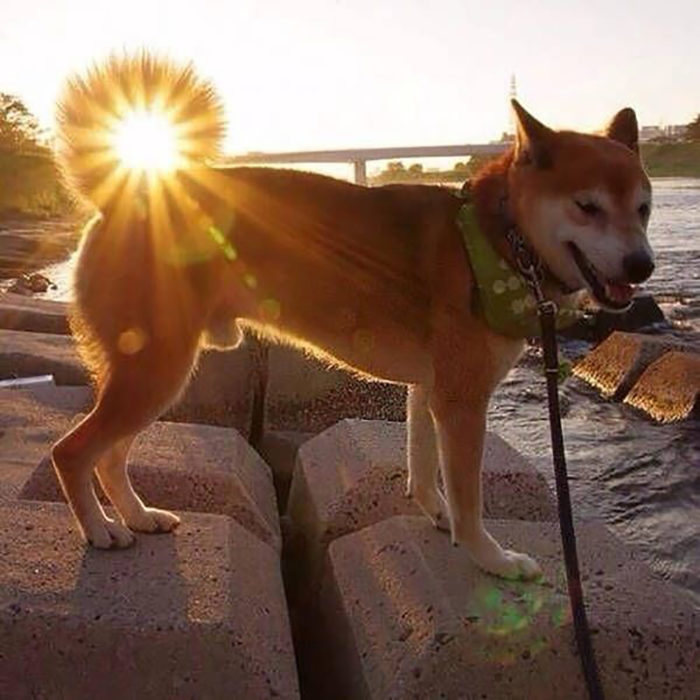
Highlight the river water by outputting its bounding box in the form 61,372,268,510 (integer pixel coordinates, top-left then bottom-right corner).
4,177,700,606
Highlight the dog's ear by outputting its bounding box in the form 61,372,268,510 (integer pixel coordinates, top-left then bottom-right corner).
605,107,639,154
511,99,554,168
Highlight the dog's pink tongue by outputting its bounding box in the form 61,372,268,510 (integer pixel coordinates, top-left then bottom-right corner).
606,282,634,304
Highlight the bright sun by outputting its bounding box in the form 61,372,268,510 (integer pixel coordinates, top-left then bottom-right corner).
112,110,180,172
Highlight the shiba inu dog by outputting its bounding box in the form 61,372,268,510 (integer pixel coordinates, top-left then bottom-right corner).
52,55,653,580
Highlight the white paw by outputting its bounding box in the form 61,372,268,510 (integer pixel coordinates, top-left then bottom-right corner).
407,483,451,532
477,548,542,581
86,519,136,550
124,507,181,534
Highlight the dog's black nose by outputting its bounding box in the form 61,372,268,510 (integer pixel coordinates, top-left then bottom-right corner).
623,251,655,283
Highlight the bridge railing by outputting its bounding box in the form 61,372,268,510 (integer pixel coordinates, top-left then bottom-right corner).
224,143,509,184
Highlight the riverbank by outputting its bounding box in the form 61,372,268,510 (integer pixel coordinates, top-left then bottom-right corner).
369,142,700,183
642,142,700,177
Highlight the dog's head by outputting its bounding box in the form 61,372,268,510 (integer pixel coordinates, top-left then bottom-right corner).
507,100,653,311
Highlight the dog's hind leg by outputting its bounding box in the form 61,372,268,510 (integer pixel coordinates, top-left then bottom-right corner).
52,339,198,549
95,435,181,535
406,384,449,530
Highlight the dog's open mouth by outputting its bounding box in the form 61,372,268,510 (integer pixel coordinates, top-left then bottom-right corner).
567,243,634,311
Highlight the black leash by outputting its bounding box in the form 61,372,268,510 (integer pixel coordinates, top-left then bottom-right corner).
509,236,606,700
537,300,605,700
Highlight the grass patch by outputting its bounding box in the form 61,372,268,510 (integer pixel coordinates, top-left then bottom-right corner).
640,142,700,178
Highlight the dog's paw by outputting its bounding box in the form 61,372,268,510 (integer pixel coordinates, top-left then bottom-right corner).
124,507,181,534
407,484,451,532
86,519,136,550
478,548,542,581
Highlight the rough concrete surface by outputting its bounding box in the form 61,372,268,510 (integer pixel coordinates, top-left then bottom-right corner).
0,386,92,501
265,344,406,432
317,516,698,700
286,419,556,589
0,328,86,385
0,501,299,699
0,292,70,335
22,418,282,550
573,331,692,400
0,323,258,434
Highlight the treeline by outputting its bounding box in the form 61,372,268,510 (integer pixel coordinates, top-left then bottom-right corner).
370,156,493,185
0,93,73,218
371,140,700,184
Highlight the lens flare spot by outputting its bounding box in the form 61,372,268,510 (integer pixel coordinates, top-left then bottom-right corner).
207,225,237,260
244,273,258,289
353,329,374,353
260,298,281,322
112,110,180,172
118,327,147,355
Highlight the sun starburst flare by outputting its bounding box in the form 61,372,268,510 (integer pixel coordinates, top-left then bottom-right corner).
55,52,226,209
111,109,181,172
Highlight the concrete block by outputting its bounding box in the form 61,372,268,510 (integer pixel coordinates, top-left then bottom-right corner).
257,429,314,510
573,331,691,400
0,328,86,385
0,386,93,501
21,419,282,550
0,293,70,335
624,350,700,422
0,327,258,434
164,341,260,434
317,516,698,699
264,344,406,432
285,419,555,590
0,501,299,699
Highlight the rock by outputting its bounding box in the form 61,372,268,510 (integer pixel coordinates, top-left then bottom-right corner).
314,516,698,699
285,419,556,595
0,501,299,699
7,272,55,295
264,344,406,433
562,294,667,341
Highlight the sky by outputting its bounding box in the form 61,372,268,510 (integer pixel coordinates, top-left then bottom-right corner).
1,0,699,170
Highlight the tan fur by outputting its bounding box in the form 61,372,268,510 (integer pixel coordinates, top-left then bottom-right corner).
51,58,652,580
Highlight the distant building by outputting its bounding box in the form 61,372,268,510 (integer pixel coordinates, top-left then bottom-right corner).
640,124,687,142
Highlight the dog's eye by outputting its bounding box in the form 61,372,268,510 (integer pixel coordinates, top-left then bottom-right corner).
638,202,650,219
575,200,602,217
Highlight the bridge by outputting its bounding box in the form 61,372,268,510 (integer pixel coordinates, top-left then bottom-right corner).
225,143,509,185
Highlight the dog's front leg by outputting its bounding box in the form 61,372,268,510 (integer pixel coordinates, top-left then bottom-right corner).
431,388,541,580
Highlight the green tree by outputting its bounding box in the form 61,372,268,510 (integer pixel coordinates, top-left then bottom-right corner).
686,114,700,141
0,93,44,152
386,161,405,173
408,163,423,175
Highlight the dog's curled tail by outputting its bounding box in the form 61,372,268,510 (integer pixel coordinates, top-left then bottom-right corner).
55,52,226,208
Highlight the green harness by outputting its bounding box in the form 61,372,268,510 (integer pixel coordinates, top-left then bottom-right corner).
456,203,580,338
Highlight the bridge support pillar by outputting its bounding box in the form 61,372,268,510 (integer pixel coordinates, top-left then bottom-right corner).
353,160,367,186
